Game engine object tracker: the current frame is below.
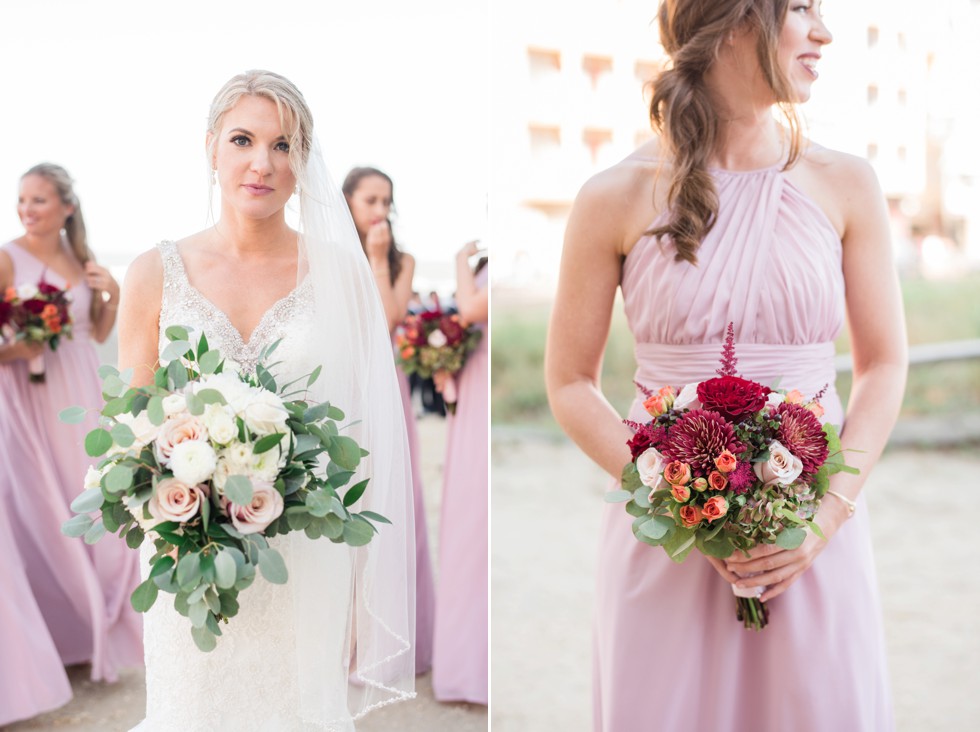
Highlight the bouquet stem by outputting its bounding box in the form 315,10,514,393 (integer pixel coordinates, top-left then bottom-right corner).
734,596,769,630
28,353,45,384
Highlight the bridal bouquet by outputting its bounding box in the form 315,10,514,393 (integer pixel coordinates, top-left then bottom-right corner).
0,279,73,383
61,326,387,651
394,309,482,413
606,325,857,630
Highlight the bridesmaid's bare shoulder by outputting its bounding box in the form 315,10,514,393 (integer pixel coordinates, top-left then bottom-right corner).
794,144,884,239
0,248,12,290
571,138,668,257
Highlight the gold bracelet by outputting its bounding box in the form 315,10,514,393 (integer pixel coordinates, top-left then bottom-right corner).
826,490,857,518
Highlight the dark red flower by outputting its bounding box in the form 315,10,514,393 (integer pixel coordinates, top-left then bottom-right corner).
627,423,666,461
661,409,744,477
728,461,756,495
21,298,47,315
439,315,465,346
37,280,62,296
419,309,442,321
774,402,829,474
696,375,771,422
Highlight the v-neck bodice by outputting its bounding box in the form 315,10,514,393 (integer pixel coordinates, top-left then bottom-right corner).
156,240,316,376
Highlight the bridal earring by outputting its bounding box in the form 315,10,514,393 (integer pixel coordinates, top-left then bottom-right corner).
210,168,217,185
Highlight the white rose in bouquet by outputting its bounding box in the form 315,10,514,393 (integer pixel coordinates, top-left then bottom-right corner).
241,389,289,436
115,410,161,448
195,372,252,415
427,329,448,348
636,448,667,490
201,403,238,446
162,393,188,417
673,382,702,411
169,440,217,486
84,465,107,491
16,283,39,300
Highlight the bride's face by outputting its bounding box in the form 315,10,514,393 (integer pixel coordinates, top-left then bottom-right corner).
211,95,297,220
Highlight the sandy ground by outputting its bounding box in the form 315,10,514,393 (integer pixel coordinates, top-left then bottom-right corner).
3,415,488,732
490,432,980,732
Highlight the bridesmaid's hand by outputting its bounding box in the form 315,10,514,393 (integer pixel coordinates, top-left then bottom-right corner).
456,239,481,262
432,369,450,394
724,501,849,602
364,221,392,266
85,262,120,304
6,339,44,361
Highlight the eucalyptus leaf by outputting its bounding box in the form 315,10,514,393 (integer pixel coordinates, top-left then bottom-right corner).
639,514,673,541
199,349,222,375
83,520,107,544
306,365,322,387
621,461,642,492
327,436,361,471
214,551,237,589
84,429,113,457
255,364,277,392
253,432,286,455
191,625,217,652
258,548,288,584
103,396,132,418
167,360,189,390
110,422,136,448
162,339,193,363
102,374,126,398
62,513,94,537
358,510,391,525
147,396,165,426
98,363,120,379
196,387,226,405
307,491,333,517
70,487,105,514
322,514,344,540
776,527,807,550
165,325,190,342
104,465,135,494
604,490,633,504
185,392,205,416
224,475,254,505
342,517,375,547
204,588,222,616
176,552,203,589
59,405,88,424
187,583,209,606
130,578,159,613
150,555,176,579
342,479,369,508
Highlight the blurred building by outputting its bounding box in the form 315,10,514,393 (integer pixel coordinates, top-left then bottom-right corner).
491,0,980,293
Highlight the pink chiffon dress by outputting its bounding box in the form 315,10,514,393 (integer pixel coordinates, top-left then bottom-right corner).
396,365,436,674
0,242,143,697
593,167,894,731
432,266,488,704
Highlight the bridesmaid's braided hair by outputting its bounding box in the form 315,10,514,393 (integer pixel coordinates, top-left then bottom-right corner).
649,0,803,265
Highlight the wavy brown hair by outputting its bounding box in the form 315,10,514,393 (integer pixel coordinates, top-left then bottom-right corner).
649,0,803,264
341,167,404,286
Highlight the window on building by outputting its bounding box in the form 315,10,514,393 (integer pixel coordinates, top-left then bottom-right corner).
897,145,907,162
583,128,613,165
867,84,879,104
528,47,561,77
898,88,907,106
897,32,907,51
867,26,879,48
867,143,878,161
582,54,613,89
528,124,561,157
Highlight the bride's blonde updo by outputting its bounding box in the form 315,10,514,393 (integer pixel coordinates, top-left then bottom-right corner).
649,0,803,265
206,70,315,183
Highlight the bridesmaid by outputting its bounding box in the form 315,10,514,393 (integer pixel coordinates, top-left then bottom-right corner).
342,166,435,674
0,164,143,695
432,241,489,704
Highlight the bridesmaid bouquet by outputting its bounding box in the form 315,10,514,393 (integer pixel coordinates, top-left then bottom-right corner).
0,279,73,383
607,324,857,630
60,326,387,652
394,308,482,413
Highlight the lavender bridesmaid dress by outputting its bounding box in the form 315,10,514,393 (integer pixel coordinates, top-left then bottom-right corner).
593,167,893,731
0,242,143,688
432,266,488,704
396,366,436,673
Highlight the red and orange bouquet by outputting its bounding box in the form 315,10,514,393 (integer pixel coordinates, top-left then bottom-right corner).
607,324,856,630
0,278,73,383
394,309,482,413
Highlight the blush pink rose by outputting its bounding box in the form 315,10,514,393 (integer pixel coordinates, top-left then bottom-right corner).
221,480,284,535
154,413,208,466
753,440,804,487
148,478,208,524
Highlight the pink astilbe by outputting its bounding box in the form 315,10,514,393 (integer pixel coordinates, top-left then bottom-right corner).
716,322,738,377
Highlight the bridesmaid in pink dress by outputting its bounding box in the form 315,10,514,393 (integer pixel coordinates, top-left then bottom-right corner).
432,243,488,704
342,166,435,673
546,3,907,731
0,164,143,714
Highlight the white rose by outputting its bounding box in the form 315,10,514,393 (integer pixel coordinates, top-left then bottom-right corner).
636,448,667,490
251,447,283,483
115,410,161,447
766,392,786,409
674,382,702,411
84,465,106,491
202,403,238,445
16,283,39,300
241,390,289,436
753,440,804,487
162,393,188,417
169,440,217,486
195,373,251,414
427,329,448,348
154,413,209,466
211,454,233,492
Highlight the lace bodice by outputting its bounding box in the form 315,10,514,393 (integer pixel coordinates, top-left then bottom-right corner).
157,240,317,378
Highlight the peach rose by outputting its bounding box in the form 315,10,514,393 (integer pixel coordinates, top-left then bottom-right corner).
714,450,737,474
401,346,416,359
3,287,16,302
154,413,208,466
702,495,729,522
643,394,666,417
691,477,708,492
753,440,804,487
148,478,208,524
670,484,691,502
807,401,825,419
636,448,667,491
222,480,284,535
708,471,728,491
679,504,702,528
785,389,805,404
664,461,691,486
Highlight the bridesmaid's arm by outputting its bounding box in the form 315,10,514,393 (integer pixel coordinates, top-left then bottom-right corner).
85,261,121,344
454,242,488,325
0,250,44,363
371,252,414,334
545,169,640,480
728,155,908,602
117,249,164,388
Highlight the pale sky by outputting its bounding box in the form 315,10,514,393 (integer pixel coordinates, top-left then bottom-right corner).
0,0,488,293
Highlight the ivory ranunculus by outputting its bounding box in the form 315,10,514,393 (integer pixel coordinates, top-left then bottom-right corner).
241,390,289,436
753,440,804,487
169,440,218,486
222,480,284,535
636,448,667,490
162,393,188,417
202,403,237,445
155,413,208,466
148,478,207,523
673,382,702,411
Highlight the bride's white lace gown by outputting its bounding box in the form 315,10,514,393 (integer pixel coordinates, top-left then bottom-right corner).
132,240,354,732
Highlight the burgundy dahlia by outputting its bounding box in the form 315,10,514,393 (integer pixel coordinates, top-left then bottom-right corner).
627,423,666,461
696,375,772,422
661,409,744,477
774,402,829,474
439,315,465,346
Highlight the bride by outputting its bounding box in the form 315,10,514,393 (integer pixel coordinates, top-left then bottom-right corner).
117,70,416,730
